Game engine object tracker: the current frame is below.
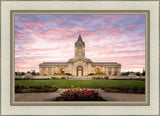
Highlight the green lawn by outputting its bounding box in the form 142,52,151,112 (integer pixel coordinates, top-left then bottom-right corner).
15,80,145,89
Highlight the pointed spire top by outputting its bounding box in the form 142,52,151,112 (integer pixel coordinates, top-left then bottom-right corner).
75,31,85,45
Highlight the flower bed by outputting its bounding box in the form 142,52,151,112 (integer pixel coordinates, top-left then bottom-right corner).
55,88,106,101
101,87,145,94
15,83,58,93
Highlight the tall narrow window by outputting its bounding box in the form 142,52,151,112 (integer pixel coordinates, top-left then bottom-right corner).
78,44,82,56
108,68,112,75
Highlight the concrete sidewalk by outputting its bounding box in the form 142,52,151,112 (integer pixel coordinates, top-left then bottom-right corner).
15,89,145,101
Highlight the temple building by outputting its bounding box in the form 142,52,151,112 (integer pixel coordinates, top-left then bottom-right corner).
39,33,121,76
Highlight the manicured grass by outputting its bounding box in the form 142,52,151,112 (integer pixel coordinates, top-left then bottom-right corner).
15,80,145,89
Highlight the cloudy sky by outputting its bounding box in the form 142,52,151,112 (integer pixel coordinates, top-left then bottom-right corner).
15,14,145,72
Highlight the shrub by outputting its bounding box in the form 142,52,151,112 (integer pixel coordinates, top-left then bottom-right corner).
101,86,145,94
15,77,30,80
135,78,145,81
15,78,22,80
15,82,58,93
104,88,120,92
43,85,52,88
61,77,66,80
88,73,95,76
95,72,106,75
15,84,20,89
121,72,129,76
29,85,37,89
21,89,29,93
136,72,141,76
104,76,109,80
65,73,72,76
100,86,105,90
35,85,43,89
93,77,103,80
51,77,58,79
93,77,108,80
54,73,66,76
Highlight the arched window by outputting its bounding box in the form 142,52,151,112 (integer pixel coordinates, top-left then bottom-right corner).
114,68,118,75
43,71,46,75
60,68,65,74
95,68,100,73
49,71,52,75
108,68,112,75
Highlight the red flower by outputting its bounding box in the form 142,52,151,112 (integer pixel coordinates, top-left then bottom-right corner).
27,83,30,86
91,96,94,99
39,82,41,84
16,83,19,86
25,84,27,87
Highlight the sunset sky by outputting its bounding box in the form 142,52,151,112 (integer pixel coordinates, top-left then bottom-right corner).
15,14,145,72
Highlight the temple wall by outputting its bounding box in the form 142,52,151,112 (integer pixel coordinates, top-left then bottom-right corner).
39,63,121,76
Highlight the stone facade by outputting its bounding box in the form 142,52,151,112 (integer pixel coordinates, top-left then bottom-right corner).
39,33,121,76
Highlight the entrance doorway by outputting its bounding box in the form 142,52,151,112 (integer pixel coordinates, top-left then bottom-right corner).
95,68,100,73
60,68,65,74
77,66,83,76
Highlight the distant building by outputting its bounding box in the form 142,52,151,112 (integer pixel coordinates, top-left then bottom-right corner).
25,72,32,78
39,33,121,77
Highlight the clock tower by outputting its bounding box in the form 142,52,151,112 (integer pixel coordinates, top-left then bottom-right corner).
75,32,85,58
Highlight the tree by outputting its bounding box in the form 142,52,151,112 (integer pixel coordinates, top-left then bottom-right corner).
142,68,145,76
36,72,40,75
27,71,31,73
136,72,140,76
31,70,36,75
20,72,25,76
15,72,18,75
121,71,129,76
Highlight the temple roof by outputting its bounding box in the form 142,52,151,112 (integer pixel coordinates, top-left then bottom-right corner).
93,62,118,64
67,57,92,63
43,62,67,64
93,62,121,66
75,33,85,45
39,62,67,66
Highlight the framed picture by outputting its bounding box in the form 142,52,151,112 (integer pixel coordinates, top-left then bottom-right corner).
1,0,159,115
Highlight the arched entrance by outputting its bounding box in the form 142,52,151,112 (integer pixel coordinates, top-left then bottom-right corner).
60,68,65,74
77,66,83,76
95,68,100,73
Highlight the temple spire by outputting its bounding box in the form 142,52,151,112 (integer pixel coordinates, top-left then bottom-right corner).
75,31,85,45
75,31,85,58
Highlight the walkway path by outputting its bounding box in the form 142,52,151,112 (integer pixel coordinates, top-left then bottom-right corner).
15,89,145,101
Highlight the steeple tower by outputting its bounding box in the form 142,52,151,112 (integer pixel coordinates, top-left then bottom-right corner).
75,32,85,58
75,31,85,46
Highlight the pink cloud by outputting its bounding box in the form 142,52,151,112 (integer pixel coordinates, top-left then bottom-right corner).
15,15,145,72
105,15,125,20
